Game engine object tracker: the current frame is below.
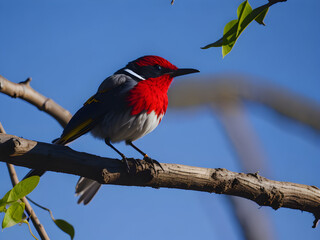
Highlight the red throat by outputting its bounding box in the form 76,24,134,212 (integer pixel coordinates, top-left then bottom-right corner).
126,75,173,116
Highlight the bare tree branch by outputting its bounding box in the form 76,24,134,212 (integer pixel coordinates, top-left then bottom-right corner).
0,75,71,127
0,123,50,240
213,102,270,174
0,133,319,228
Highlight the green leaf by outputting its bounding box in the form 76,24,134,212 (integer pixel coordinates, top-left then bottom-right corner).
237,4,269,36
0,176,39,215
201,19,238,49
223,3,270,57
222,19,239,57
54,219,75,240
255,7,269,25
201,1,270,57
0,190,11,210
4,176,40,203
237,0,253,36
201,38,223,49
2,202,25,229
0,205,6,212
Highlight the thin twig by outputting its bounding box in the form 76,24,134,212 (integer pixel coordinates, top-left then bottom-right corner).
268,0,287,6
0,123,50,240
26,197,55,221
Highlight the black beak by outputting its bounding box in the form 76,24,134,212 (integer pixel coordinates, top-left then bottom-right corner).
170,68,200,77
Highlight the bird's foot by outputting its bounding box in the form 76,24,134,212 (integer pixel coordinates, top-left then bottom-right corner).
143,155,164,173
122,158,144,173
131,158,144,170
122,157,130,173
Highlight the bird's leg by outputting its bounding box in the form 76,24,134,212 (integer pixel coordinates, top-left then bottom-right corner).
105,139,130,173
127,141,164,172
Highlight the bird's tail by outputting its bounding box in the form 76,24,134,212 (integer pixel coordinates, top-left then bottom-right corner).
22,138,61,180
23,137,102,204
75,177,101,205
23,169,46,180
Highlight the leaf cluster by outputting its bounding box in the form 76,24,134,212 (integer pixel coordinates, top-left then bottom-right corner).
202,0,269,57
0,175,75,239
0,176,39,238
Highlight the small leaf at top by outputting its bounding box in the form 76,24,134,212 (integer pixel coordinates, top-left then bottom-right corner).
54,219,75,239
238,4,270,35
255,7,269,25
237,0,247,18
222,19,238,57
201,1,270,57
201,19,238,50
237,0,253,36
2,202,25,229
224,3,270,57
201,37,224,49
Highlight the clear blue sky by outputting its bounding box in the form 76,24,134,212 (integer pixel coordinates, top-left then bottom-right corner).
1,0,320,239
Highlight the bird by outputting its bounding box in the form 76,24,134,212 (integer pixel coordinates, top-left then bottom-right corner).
24,55,199,204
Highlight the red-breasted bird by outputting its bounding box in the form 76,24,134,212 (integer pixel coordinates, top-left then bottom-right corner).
24,55,199,204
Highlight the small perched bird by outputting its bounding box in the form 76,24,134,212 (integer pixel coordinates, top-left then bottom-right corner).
25,55,199,204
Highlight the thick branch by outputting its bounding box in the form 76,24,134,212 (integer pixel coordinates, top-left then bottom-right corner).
0,133,319,227
0,75,71,127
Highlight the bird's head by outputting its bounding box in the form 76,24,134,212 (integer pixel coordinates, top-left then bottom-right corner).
124,56,199,116
117,55,199,81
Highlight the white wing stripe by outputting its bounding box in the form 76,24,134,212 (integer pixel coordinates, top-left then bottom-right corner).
124,69,145,80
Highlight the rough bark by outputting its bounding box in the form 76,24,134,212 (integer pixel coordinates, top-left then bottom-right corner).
0,133,319,227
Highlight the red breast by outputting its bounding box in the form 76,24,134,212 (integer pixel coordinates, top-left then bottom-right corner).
126,74,173,117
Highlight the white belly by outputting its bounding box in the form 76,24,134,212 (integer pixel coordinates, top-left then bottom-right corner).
91,110,163,143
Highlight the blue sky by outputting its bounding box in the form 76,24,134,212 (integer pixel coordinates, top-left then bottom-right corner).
1,0,320,239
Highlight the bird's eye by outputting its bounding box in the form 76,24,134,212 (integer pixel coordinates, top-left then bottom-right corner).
154,65,162,71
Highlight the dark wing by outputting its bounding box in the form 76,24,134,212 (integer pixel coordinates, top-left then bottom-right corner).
55,74,136,145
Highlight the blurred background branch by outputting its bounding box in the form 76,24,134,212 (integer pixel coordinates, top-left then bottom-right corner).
169,74,320,239
169,75,320,133
214,102,275,240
